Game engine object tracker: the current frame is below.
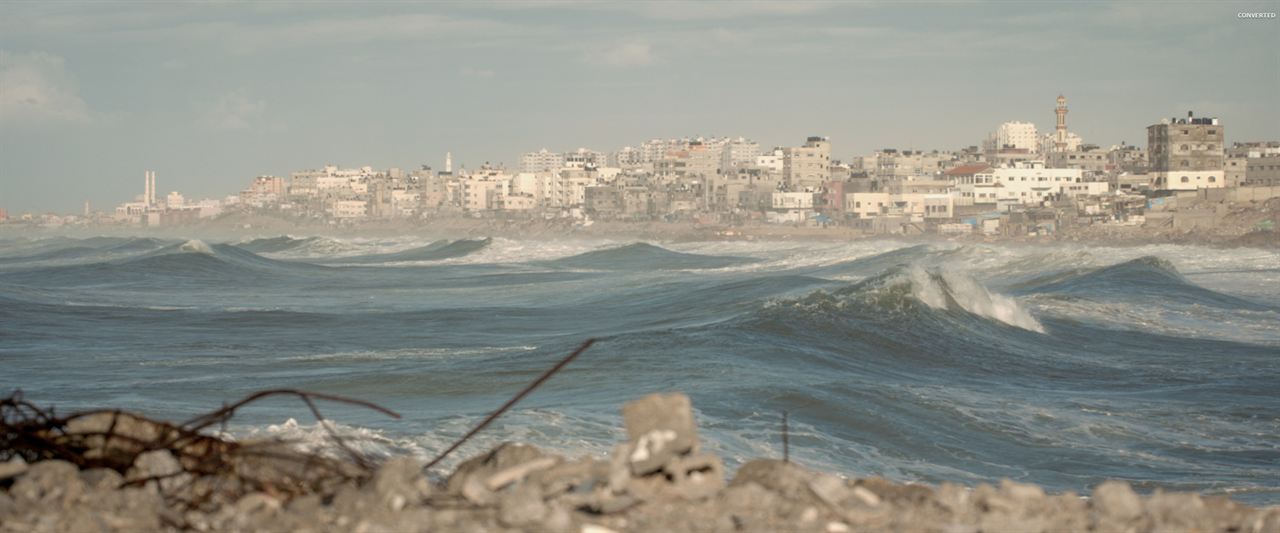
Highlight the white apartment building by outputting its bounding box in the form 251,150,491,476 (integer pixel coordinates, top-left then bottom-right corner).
563,148,606,169
520,149,565,173
995,121,1039,152
1151,171,1226,191
845,192,954,219
756,149,784,172
771,191,817,210
330,200,368,219
955,161,1092,207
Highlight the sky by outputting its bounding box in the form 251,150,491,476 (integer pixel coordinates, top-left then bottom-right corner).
1,1,1277,213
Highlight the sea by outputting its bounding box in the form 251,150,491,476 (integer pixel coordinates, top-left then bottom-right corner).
2,234,1277,504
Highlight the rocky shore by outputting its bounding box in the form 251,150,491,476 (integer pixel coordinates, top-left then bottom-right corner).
3,393,1277,532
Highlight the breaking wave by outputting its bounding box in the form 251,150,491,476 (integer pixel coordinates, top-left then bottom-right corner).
547,242,756,270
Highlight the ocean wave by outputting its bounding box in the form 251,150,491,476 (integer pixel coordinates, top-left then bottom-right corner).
1016,256,1274,311
768,264,1045,333
319,238,493,265
546,242,756,271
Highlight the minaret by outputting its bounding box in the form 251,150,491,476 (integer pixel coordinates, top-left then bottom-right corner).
1054,94,1068,152
143,170,152,208
445,152,453,174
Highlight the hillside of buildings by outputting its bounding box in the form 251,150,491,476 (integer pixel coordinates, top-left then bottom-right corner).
5,100,1279,248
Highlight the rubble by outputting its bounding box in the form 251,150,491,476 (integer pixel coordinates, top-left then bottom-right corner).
3,392,1277,532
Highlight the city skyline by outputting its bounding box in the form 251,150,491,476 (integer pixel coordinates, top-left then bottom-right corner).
2,1,1278,212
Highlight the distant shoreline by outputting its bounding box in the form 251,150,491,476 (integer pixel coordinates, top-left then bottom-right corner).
3,214,1276,250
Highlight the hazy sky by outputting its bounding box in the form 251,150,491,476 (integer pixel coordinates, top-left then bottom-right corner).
1,1,1277,212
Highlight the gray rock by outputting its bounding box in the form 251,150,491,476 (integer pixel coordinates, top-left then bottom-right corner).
534,457,601,498
127,450,190,496
608,443,632,494
79,467,124,492
486,456,558,491
730,459,818,504
0,457,28,480
461,473,496,506
999,478,1046,504
808,473,849,510
1091,480,1142,520
9,460,84,506
446,442,547,494
372,456,432,510
498,482,547,527
621,393,698,475
664,452,725,501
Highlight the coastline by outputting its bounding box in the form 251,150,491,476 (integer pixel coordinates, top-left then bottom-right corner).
2,211,1276,250
3,392,1277,532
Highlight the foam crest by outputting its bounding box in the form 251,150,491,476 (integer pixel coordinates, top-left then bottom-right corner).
905,265,1045,333
179,239,215,255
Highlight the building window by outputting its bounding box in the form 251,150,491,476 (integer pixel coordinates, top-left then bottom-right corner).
1181,161,1189,167
1209,176,1216,182
1181,176,1189,183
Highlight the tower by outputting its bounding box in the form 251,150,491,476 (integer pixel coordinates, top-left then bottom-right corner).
143,170,155,208
445,152,453,174
1054,95,1068,152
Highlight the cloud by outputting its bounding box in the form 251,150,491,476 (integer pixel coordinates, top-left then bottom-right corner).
587,40,655,67
0,50,91,124
202,89,266,130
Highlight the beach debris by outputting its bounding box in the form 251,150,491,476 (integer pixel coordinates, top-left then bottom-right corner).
4,384,1278,531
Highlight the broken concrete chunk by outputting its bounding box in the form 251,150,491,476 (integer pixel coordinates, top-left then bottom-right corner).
487,456,559,491
446,442,547,494
621,393,697,475
663,452,725,501
0,456,29,480
1091,480,1142,520
372,456,432,510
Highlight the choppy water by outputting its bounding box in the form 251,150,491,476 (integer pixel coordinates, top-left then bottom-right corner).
2,235,1278,504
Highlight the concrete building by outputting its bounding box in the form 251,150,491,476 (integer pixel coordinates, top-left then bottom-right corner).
609,147,644,168
1148,112,1225,190
520,149,564,173
956,161,1090,208
756,148,785,173
783,136,831,190
563,148,606,169
1229,142,1280,187
1047,146,1108,175
994,121,1039,152
1245,155,1280,186
719,137,761,173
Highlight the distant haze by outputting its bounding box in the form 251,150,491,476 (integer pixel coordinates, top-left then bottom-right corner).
1,1,1277,212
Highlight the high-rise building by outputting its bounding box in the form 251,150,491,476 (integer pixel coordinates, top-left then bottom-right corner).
1147,112,1225,190
719,137,761,173
995,122,1039,152
783,136,831,190
520,148,565,173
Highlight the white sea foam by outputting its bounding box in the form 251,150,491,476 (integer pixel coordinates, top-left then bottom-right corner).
179,239,214,255
905,265,1045,333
